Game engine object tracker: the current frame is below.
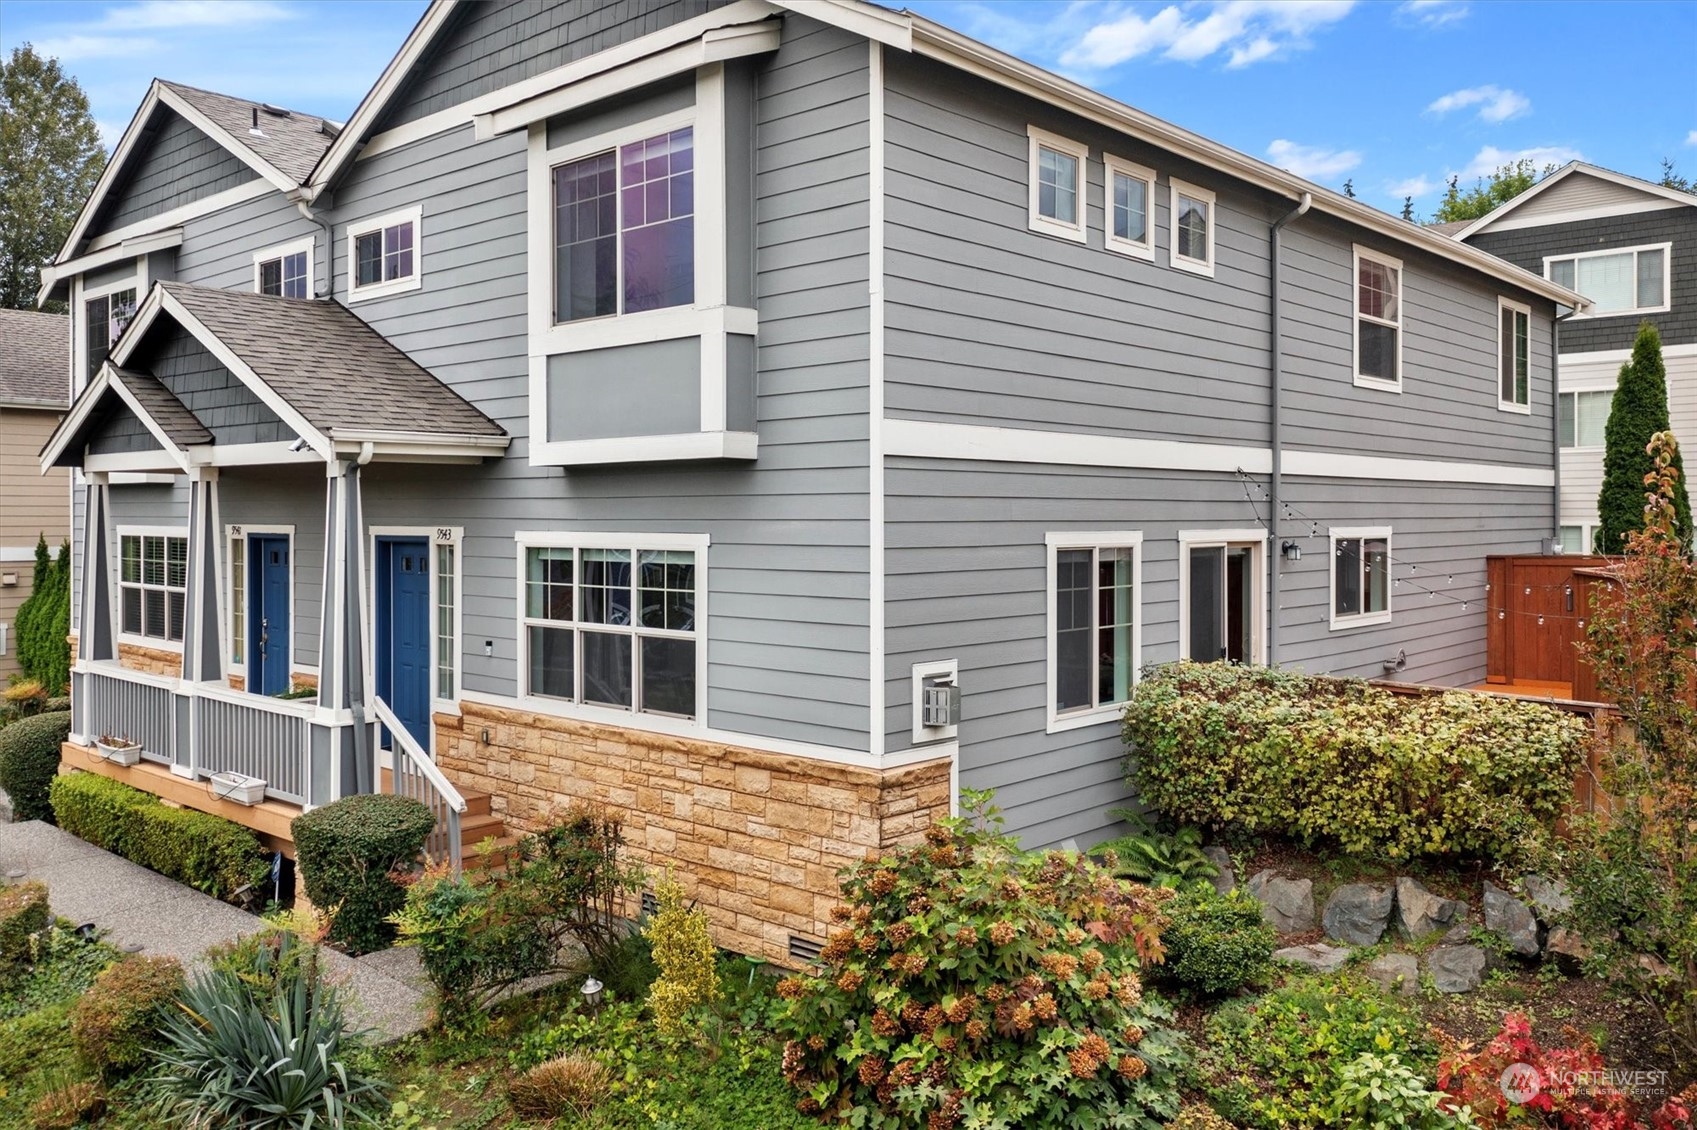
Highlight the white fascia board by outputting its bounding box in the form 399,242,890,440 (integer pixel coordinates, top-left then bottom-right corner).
37,228,184,306
49,81,167,271
83,181,273,256
39,367,114,474
771,0,912,48
155,85,299,193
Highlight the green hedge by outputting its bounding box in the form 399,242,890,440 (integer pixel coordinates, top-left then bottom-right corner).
293,794,434,954
1124,663,1588,861
49,773,269,900
1156,887,1277,997
0,710,71,822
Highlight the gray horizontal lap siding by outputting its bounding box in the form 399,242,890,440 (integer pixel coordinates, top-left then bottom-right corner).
377,0,735,130
100,110,259,236
320,16,873,751
1467,208,1697,352
882,458,1550,849
174,192,322,293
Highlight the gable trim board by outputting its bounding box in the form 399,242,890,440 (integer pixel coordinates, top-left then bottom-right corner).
1456,161,1697,240
1470,197,1690,235
39,364,197,474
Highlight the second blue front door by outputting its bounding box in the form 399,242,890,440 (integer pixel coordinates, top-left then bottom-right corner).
249,536,290,696
375,537,431,750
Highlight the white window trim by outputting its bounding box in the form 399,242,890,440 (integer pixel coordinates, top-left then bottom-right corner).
1328,525,1393,631
115,524,189,653
1352,244,1404,392
252,236,315,298
1026,125,1088,243
1559,523,1597,555
1102,155,1155,261
1176,529,1266,664
1558,388,1614,453
433,534,463,710
80,270,143,390
345,204,423,303
1168,178,1217,278
1497,297,1532,415
223,524,294,675
1542,241,1673,320
1044,531,1143,734
513,530,709,730
365,527,463,727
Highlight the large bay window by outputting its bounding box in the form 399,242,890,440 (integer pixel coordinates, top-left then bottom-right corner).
1546,244,1669,317
119,530,187,645
1353,246,1402,390
1046,533,1142,732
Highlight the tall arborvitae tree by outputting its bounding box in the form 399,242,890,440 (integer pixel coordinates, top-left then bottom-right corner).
1596,322,1693,553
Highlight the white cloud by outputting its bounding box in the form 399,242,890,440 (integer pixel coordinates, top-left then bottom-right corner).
1397,1,1470,28
1061,0,1354,71
1426,85,1531,124
1387,176,1437,198
1687,129,1697,147
29,1,295,61
1461,145,1583,179
1266,139,1361,180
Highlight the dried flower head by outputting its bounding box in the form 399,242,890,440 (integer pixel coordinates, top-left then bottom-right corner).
954,925,978,948
872,1007,903,1037
988,922,1017,946
964,1018,988,1042
1121,1024,1144,1046
776,977,806,1000
1080,947,1105,972
1116,1054,1148,1080
858,1056,888,1085
869,869,899,896
836,969,865,994
925,823,954,846
1032,993,1058,1021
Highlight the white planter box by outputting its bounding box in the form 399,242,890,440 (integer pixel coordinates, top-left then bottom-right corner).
208,771,267,806
95,740,142,766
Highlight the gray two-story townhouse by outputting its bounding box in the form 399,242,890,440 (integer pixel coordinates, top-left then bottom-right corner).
1450,161,1697,553
39,0,1585,964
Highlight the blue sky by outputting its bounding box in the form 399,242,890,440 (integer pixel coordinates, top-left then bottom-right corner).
4,0,1695,218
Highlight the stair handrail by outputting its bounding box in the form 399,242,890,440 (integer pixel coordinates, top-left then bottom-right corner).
371,695,466,873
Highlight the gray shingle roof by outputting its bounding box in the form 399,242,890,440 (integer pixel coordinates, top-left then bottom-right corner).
0,309,70,408
159,282,504,439
1426,220,1471,238
112,367,212,447
160,81,338,185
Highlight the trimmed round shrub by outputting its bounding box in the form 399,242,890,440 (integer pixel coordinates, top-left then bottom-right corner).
70,954,185,1077
0,710,71,822
0,880,51,981
1125,663,1587,862
293,793,435,953
1156,887,1276,997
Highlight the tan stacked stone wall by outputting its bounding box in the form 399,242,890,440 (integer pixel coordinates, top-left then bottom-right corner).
434,702,952,965
117,642,181,677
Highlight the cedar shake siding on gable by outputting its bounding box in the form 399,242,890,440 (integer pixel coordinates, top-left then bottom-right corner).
1468,208,1697,353
95,109,260,236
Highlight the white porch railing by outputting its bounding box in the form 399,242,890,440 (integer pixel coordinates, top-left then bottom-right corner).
195,686,311,804
81,665,176,766
372,695,466,872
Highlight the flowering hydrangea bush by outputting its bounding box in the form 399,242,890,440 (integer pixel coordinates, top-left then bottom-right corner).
773,791,1184,1129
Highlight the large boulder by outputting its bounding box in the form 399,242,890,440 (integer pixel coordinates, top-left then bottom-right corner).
1322,883,1394,946
1427,945,1487,993
1273,943,1352,974
1483,881,1541,958
1364,952,1420,996
1520,875,1572,923
1394,877,1467,940
1247,870,1315,934
1203,846,1236,895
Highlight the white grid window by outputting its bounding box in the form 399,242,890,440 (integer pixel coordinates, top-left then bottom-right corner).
120,533,187,644
1169,179,1216,276
85,287,137,381
347,206,422,301
1046,532,1142,733
436,543,456,701
1354,246,1403,389
229,535,245,664
1559,390,1613,449
1104,157,1155,260
1027,126,1088,242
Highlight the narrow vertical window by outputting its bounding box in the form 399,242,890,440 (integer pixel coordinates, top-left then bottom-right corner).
1168,180,1216,276
1354,248,1402,388
1498,301,1531,410
1027,127,1088,242
85,287,137,380
436,543,456,701
230,535,246,666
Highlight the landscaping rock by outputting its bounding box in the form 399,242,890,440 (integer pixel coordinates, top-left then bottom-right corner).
1441,923,1472,945
1520,874,1572,923
1427,945,1488,993
1394,876,1467,940
1364,952,1420,996
1545,927,1590,971
1323,883,1395,946
1247,870,1314,934
1274,943,1352,974
1483,881,1541,957
1202,846,1236,895
1636,954,1675,980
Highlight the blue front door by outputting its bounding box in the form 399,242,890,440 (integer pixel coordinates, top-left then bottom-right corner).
248,536,290,696
375,537,431,750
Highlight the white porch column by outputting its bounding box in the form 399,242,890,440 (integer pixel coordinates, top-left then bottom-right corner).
174,466,222,778
71,472,115,744
314,459,372,800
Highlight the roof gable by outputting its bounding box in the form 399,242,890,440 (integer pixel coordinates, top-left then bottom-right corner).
88,105,259,242
1456,162,1697,239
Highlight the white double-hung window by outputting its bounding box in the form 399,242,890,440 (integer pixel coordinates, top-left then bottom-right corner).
1104,156,1155,260
118,529,187,645
1169,179,1216,276
1046,533,1142,732
1353,246,1403,390
518,533,706,721
255,237,313,299
1331,527,1391,629
1027,126,1088,242
1558,389,1613,449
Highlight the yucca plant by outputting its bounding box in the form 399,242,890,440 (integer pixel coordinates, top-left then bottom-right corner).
148,930,386,1129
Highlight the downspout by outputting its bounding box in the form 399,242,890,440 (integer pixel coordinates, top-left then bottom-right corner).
1551,306,1579,549
1267,191,1312,667
293,197,335,300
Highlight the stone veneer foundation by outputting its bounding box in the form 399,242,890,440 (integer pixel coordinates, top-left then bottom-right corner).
434,701,952,965
117,641,183,677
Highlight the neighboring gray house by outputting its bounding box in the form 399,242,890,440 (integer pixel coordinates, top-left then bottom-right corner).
39,0,1584,961
1451,161,1697,552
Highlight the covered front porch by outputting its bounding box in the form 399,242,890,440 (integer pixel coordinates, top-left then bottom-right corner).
44,281,511,870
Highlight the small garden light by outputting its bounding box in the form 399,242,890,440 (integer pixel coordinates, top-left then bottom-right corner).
580,976,603,1008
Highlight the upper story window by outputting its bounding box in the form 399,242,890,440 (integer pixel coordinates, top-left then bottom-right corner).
1559,389,1613,449
1104,156,1155,261
1027,126,1087,243
1498,299,1531,412
1046,533,1141,733
255,237,313,299
1353,246,1403,390
85,286,137,381
554,126,695,322
119,530,187,645
346,205,421,302
1169,180,1216,277
1331,527,1391,630
1545,243,1669,317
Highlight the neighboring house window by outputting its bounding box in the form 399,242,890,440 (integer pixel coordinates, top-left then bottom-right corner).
1027,126,1088,242
1354,246,1402,389
85,287,137,381
1331,527,1392,629
346,206,422,301
254,237,313,299
1169,179,1216,277
436,542,456,701
1546,243,1669,316
119,531,187,644
554,127,695,322
519,537,703,719
1045,533,1142,732
1558,389,1613,449
1103,157,1155,260
1559,525,1594,555
1498,299,1531,412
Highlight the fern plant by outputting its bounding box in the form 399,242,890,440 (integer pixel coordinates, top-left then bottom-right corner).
1093,809,1220,891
